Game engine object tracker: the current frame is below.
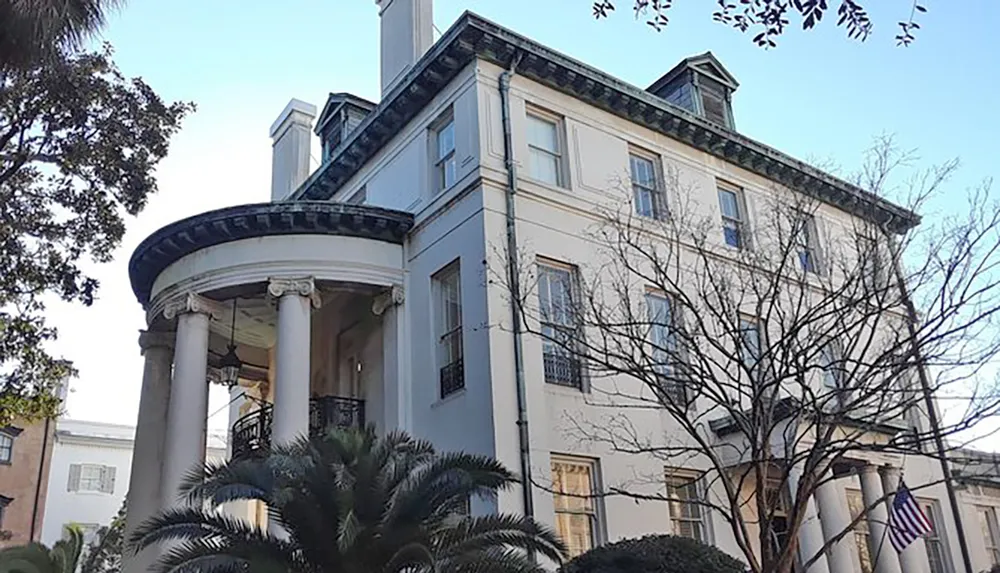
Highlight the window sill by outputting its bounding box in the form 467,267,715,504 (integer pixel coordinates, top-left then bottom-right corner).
520,175,570,195
71,490,113,496
432,388,467,408
544,382,588,396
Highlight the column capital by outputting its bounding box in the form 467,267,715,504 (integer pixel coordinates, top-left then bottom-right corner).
267,276,321,308
138,330,174,354
163,292,224,321
372,285,404,316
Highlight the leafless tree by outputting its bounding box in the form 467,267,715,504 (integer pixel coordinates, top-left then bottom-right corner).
499,137,1000,573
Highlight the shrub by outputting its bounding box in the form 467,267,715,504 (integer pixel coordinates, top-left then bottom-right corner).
561,534,745,573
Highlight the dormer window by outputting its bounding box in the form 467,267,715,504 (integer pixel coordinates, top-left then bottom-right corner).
647,52,739,130
315,93,377,165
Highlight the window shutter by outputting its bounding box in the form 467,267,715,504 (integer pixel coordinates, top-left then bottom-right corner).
67,464,81,492
100,466,117,494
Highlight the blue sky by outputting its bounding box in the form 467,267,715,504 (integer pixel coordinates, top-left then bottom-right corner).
54,1,1000,432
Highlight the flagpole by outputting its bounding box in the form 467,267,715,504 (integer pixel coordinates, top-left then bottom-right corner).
886,231,974,573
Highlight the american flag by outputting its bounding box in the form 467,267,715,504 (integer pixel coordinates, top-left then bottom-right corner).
888,481,933,552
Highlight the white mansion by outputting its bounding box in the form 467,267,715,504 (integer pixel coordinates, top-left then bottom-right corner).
122,2,1000,573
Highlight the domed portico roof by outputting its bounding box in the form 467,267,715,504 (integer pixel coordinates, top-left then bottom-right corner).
128,201,414,306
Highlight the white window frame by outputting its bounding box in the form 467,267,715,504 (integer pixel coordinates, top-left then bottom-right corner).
432,110,457,192
345,186,366,205
629,149,665,219
526,107,566,188
979,506,1000,566
551,455,604,558
717,182,748,250
434,261,464,398
68,463,116,494
537,259,583,389
0,432,13,463
646,291,685,404
665,469,707,542
795,212,821,274
0,495,10,529
920,500,953,573
738,315,762,380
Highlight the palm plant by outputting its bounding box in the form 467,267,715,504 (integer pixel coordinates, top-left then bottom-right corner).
0,0,125,69
130,426,566,573
0,525,84,573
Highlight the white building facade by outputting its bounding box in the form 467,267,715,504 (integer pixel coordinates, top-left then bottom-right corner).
121,2,995,573
42,419,225,548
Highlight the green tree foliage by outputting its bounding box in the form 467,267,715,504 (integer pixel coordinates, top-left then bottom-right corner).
79,500,126,573
0,45,194,425
0,0,125,69
561,535,745,573
0,524,85,573
131,426,566,573
591,1,929,47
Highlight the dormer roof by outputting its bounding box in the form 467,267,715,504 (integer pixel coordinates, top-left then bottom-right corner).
647,51,739,96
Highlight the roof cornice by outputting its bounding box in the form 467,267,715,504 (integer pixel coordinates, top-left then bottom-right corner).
128,202,414,305
293,11,918,233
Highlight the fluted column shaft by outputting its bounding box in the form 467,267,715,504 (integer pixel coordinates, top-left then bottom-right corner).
269,277,319,446
815,471,861,573
161,294,218,508
788,464,831,573
881,466,931,573
860,465,903,573
122,331,173,573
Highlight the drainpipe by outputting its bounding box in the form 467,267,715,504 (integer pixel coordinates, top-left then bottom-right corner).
499,55,534,527
29,416,51,540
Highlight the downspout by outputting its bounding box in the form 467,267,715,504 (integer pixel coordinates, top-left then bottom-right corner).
29,416,51,540
499,55,535,526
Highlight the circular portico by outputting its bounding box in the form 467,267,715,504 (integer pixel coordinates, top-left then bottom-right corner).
123,201,414,567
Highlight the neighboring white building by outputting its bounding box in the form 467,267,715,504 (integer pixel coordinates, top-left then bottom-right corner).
119,2,991,573
42,419,225,547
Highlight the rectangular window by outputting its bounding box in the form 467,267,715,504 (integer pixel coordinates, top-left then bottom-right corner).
646,292,684,404
0,495,10,528
764,485,789,556
64,523,101,546
527,109,564,187
0,432,12,463
860,235,888,293
552,457,600,558
718,184,747,249
921,501,951,573
538,261,582,389
796,213,821,274
847,490,874,573
435,263,464,398
979,506,1000,566
630,151,663,219
433,113,457,192
345,186,366,205
68,463,116,494
666,472,705,542
738,316,762,379
820,341,849,408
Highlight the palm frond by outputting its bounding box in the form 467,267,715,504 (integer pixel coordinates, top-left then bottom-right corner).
438,548,551,573
435,515,566,565
154,537,307,573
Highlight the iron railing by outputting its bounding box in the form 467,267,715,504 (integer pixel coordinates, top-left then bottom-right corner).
439,359,465,398
231,395,365,460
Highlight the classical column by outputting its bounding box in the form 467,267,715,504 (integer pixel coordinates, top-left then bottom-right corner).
881,466,931,573
373,285,408,431
860,465,903,573
160,293,219,508
268,277,320,445
787,465,831,573
122,330,173,573
815,471,861,573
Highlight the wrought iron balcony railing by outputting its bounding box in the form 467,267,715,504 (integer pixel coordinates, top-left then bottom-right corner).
231,395,365,460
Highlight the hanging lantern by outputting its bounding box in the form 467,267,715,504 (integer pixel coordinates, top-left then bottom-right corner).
220,299,243,388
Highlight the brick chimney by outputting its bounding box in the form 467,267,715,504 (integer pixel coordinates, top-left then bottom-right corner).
376,0,433,97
